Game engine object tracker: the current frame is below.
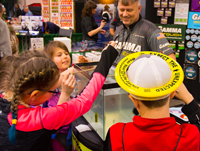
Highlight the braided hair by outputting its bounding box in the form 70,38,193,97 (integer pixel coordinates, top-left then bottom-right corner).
5,50,59,144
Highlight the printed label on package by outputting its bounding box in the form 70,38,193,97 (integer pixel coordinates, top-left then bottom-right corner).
198,60,200,67
188,12,200,29
157,8,164,16
184,65,197,80
185,35,190,40
161,16,168,24
165,8,172,17
169,0,175,8
191,35,197,41
154,0,161,8
195,30,199,35
186,50,197,62
194,42,200,49
186,29,190,34
161,0,168,8
190,29,195,34
187,41,193,48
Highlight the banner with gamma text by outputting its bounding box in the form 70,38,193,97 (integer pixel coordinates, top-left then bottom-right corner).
156,24,186,41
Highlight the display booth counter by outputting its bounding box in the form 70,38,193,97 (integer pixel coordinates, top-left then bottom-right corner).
72,62,187,150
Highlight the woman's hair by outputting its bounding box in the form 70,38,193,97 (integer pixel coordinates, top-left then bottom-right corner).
0,50,59,144
81,0,97,19
43,41,69,59
15,3,20,9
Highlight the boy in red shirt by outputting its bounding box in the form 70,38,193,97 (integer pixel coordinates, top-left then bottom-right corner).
104,52,200,151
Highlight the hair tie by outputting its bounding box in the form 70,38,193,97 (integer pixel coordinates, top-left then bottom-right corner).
12,119,17,125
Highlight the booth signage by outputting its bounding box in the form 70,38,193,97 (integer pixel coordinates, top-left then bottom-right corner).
188,12,200,29
156,24,186,41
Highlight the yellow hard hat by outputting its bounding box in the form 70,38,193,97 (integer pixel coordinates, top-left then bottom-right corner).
115,51,184,101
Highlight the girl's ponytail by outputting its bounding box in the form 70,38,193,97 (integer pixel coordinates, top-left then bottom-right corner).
8,112,17,144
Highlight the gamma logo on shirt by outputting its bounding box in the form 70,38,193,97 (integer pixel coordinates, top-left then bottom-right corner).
115,41,141,52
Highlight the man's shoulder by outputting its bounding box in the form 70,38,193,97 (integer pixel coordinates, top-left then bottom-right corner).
0,19,7,29
0,18,5,24
135,19,159,36
138,19,158,29
110,122,126,130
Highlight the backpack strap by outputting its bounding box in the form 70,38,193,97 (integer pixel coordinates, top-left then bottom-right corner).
122,123,126,151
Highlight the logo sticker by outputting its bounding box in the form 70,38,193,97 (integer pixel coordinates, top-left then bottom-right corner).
133,33,144,38
156,32,165,40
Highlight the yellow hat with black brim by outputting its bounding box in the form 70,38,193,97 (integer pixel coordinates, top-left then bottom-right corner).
115,51,184,101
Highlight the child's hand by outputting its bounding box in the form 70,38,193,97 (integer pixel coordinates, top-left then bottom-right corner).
61,72,76,96
66,66,74,74
109,41,116,47
175,83,194,105
57,70,76,105
57,68,74,88
76,55,89,63
57,72,76,105
102,41,116,51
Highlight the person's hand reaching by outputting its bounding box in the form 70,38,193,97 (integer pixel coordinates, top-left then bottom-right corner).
100,29,106,34
100,20,107,28
102,41,116,51
57,71,76,105
175,83,194,105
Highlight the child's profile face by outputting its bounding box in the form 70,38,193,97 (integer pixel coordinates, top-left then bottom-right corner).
34,80,59,105
52,47,71,72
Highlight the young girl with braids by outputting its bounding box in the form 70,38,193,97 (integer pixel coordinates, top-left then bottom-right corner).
43,41,90,150
0,40,117,151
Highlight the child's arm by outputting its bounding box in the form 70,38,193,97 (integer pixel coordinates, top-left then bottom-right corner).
175,83,194,105
42,43,118,130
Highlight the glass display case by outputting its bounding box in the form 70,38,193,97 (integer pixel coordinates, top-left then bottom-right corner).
72,62,135,140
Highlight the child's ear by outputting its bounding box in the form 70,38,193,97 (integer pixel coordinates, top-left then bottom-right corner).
169,91,176,99
30,90,40,100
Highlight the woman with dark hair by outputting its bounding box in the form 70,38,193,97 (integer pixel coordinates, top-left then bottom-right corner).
81,0,106,43
14,3,21,18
